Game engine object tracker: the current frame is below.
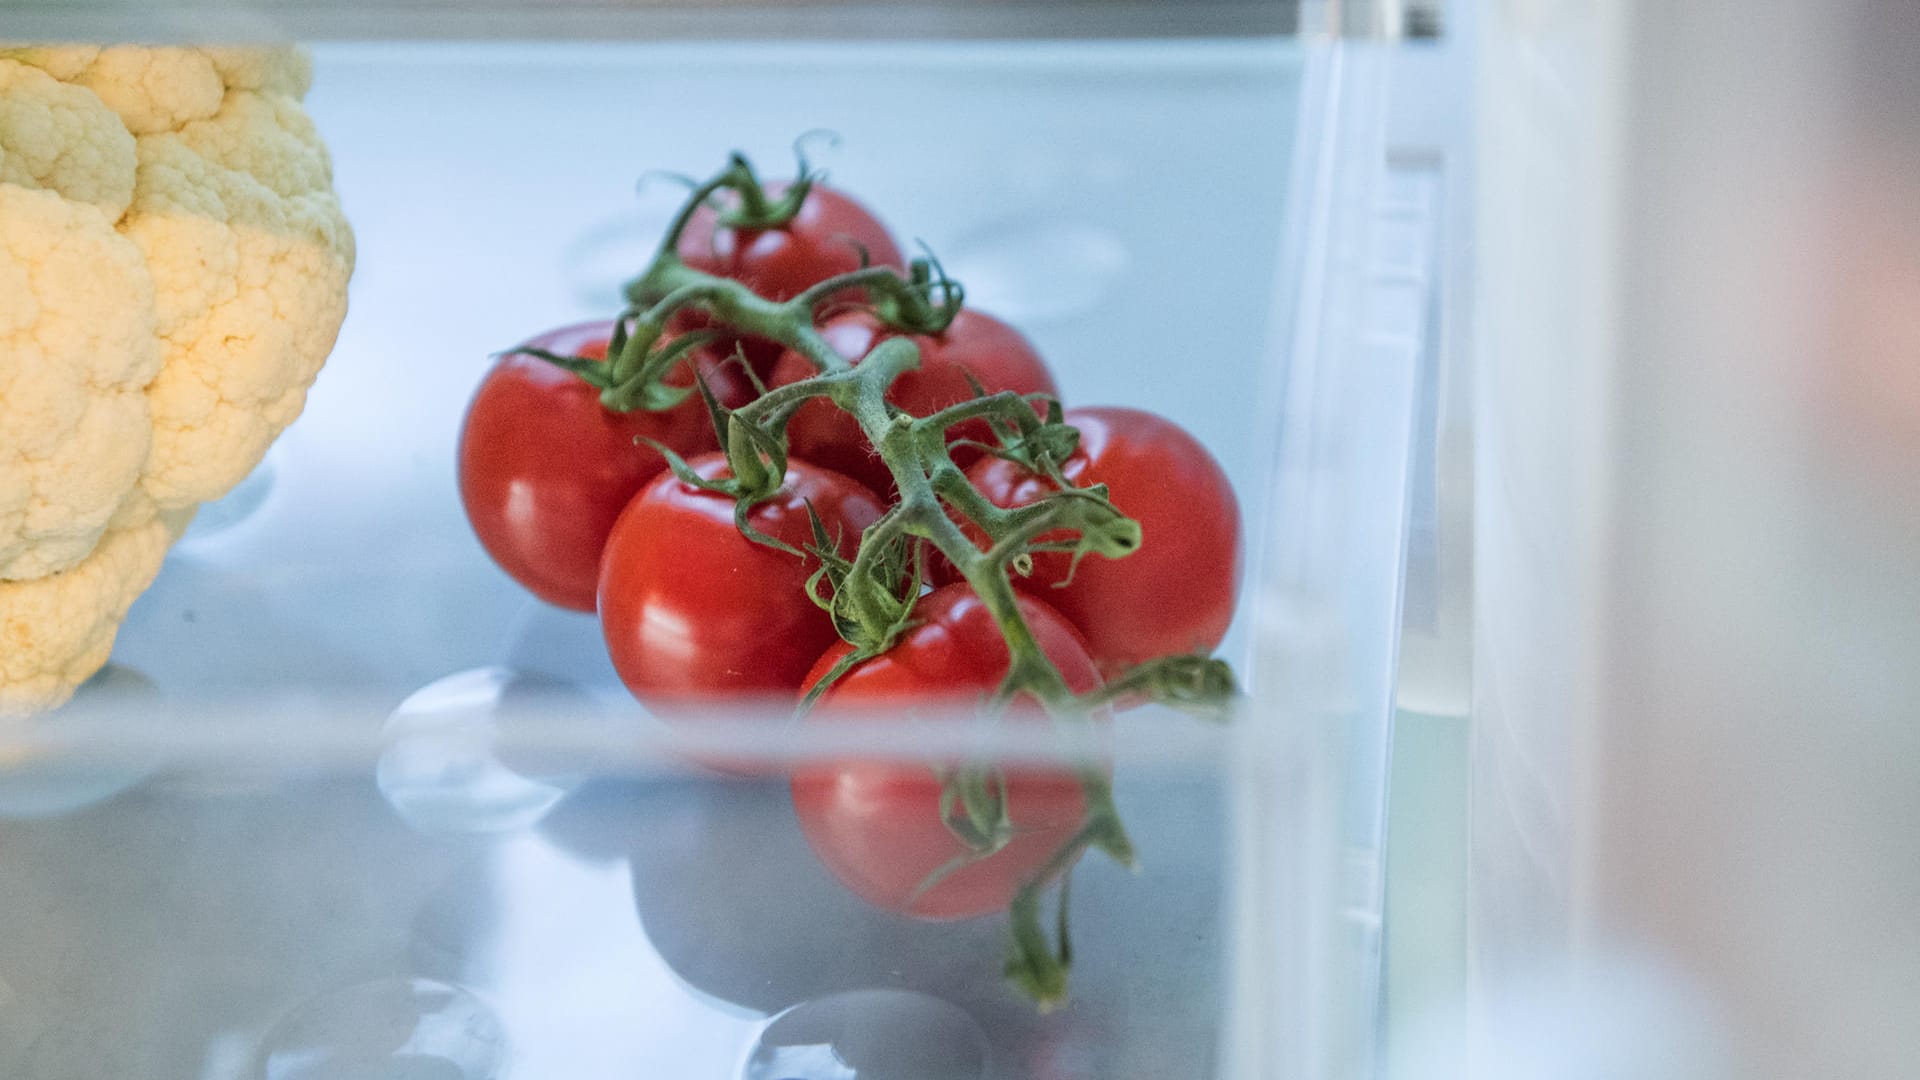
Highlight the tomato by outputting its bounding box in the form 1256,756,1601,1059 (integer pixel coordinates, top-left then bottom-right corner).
766,308,1059,496
598,452,885,709
952,406,1241,679
790,584,1104,920
457,320,747,612
677,182,904,304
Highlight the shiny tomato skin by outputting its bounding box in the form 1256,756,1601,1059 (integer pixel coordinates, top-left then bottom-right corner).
677,182,904,304
457,321,746,612
791,585,1103,921
597,453,885,710
955,406,1241,679
767,308,1060,496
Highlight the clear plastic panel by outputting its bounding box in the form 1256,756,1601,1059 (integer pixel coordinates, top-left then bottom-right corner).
0,741,1233,1080
0,27,1411,1080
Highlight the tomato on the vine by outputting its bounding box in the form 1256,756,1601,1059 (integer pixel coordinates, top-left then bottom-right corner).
953,406,1241,679
597,452,885,709
767,308,1060,497
790,584,1104,921
457,320,749,612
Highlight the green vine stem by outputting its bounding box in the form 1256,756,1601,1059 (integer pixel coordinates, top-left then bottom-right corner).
542,152,1238,1008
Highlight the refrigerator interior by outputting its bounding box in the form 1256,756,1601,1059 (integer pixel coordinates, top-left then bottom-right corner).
0,25,1436,1080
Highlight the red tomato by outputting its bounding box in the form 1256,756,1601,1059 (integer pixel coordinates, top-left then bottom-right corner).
598,453,885,709
457,320,747,612
952,407,1241,679
790,584,1104,920
677,182,904,303
766,308,1059,496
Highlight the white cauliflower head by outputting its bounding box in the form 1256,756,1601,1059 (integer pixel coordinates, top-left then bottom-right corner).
0,45,353,715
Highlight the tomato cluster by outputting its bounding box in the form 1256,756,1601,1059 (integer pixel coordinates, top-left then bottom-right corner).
456,163,1241,1003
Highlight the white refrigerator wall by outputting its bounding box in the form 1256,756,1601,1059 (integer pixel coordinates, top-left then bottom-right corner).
1594,2,1920,1076
1470,1,1920,1077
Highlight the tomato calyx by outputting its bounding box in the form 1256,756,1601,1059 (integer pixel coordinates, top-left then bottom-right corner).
871,761,1027,917
642,428,804,560
864,251,966,336
935,763,1016,857
659,132,840,240
1083,654,1242,720
995,404,1083,479
507,319,725,414
800,507,922,667
714,151,816,230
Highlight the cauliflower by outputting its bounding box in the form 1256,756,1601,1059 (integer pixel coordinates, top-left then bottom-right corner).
0,46,353,715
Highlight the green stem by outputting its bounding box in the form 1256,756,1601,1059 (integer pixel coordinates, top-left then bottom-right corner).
788,264,915,312
736,367,851,424
929,466,1016,537
815,340,1083,706
656,167,741,261
983,509,1075,571
790,335,1143,1007
913,390,1032,437
1003,819,1106,1010
1083,654,1240,719
640,258,851,376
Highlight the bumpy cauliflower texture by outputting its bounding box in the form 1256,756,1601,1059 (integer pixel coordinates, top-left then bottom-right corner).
0,46,353,715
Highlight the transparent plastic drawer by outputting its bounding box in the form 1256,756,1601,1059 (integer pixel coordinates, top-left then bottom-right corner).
0,23,1420,1080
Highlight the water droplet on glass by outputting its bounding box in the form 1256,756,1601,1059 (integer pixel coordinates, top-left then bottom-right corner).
252,978,507,1080
181,450,278,544
0,665,161,819
742,990,988,1080
378,668,590,835
749,1043,857,1080
940,219,1129,326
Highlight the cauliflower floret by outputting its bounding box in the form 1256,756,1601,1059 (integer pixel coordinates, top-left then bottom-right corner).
128,90,354,508
202,47,313,99
0,186,160,579
0,511,188,717
10,46,225,137
0,46,353,713
0,59,136,217
0,46,103,84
